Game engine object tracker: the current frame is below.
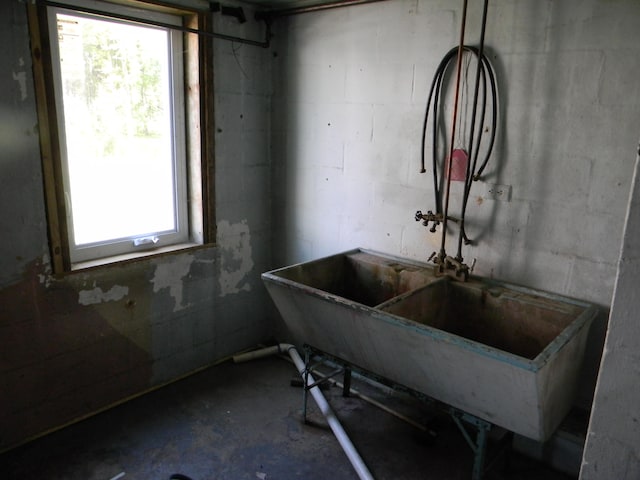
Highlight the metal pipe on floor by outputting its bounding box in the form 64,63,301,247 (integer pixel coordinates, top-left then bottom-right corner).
255,0,387,20
233,344,375,480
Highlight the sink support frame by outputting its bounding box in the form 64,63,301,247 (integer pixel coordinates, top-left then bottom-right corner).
449,409,492,480
302,349,353,421
299,345,510,480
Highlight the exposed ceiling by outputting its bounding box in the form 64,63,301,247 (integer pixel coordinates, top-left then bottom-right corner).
246,0,386,17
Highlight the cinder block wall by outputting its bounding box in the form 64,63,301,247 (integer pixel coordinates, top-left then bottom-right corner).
270,0,640,409
0,1,273,451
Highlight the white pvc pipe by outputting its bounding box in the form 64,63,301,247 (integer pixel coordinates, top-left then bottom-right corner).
233,344,375,480
232,345,282,363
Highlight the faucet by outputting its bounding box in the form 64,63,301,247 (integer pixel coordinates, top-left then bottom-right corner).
427,251,475,282
415,210,442,233
416,210,475,281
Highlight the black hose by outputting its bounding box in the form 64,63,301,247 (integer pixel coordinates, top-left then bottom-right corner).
457,0,490,260
419,44,498,251
421,51,457,213
473,56,498,179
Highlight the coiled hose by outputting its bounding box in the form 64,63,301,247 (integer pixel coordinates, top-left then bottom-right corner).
420,45,498,249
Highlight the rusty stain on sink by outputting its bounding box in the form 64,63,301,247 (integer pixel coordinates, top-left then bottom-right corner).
275,252,436,307
380,278,585,360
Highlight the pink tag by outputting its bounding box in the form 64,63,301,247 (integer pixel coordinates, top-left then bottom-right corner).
447,148,469,182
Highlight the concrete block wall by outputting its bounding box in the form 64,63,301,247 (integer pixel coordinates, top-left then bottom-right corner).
270,0,640,408
0,1,272,451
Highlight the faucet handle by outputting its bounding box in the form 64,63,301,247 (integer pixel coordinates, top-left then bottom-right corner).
415,210,441,232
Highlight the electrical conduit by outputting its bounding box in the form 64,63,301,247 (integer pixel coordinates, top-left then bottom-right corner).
233,344,375,480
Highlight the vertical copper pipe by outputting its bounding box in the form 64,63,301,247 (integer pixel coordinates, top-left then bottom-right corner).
439,0,469,258
457,0,490,261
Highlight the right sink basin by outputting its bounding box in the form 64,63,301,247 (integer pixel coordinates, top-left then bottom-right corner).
379,277,587,360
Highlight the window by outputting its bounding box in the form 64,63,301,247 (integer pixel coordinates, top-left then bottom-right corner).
29,0,215,271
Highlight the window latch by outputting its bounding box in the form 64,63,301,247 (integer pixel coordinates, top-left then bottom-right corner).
133,236,159,247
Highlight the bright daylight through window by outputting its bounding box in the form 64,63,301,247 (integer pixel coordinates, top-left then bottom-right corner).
49,2,189,264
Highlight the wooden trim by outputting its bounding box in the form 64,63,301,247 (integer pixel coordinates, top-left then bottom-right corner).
200,11,216,244
27,2,214,271
184,11,215,245
27,4,71,273
185,13,204,244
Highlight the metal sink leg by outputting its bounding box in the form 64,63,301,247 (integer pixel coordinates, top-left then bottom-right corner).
450,410,492,480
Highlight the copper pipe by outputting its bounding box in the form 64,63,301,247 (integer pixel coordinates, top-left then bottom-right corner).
439,0,468,259
40,0,271,48
457,0,490,261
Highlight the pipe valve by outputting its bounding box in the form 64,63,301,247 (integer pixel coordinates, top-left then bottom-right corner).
415,210,441,233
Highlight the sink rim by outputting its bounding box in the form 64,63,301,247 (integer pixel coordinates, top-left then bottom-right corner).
262,247,437,307
263,248,598,373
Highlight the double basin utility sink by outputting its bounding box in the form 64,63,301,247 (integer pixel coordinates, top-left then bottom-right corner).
262,249,597,441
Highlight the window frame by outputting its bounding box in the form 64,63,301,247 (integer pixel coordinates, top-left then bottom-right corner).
28,0,216,273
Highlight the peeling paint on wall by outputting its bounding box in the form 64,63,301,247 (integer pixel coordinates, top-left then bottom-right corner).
218,219,254,296
151,255,193,311
12,70,27,101
78,284,129,305
36,253,53,288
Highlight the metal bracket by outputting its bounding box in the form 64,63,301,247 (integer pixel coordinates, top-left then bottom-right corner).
210,3,247,23
301,348,351,423
300,347,356,422
304,366,345,390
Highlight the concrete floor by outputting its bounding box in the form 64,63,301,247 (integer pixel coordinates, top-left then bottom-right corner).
0,355,574,480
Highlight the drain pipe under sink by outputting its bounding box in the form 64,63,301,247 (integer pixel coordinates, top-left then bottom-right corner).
233,344,375,480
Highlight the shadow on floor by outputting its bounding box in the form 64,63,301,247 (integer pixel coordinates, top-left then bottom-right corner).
0,356,575,480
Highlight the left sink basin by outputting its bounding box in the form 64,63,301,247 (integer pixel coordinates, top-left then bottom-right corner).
266,248,437,307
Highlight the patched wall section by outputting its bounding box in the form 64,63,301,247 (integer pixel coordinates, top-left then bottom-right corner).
0,0,272,451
